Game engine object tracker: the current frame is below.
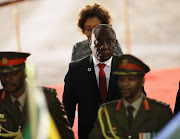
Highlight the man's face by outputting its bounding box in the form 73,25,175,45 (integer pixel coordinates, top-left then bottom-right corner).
117,75,144,101
0,69,26,94
90,27,117,62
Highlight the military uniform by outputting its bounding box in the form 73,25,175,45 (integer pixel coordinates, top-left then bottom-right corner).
89,97,173,139
89,54,173,139
0,52,74,139
0,87,74,139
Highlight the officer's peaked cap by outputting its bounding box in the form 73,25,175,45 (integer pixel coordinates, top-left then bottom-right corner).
113,54,150,76
0,51,30,74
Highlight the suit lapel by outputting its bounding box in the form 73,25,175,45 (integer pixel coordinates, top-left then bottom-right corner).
83,55,101,102
132,102,150,130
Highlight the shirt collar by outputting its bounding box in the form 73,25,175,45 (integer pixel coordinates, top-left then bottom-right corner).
10,88,27,107
92,55,112,67
123,93,144,111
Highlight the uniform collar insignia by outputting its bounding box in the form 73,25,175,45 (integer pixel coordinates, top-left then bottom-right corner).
1,90,6,99
116,99,122,111
143,99,150,110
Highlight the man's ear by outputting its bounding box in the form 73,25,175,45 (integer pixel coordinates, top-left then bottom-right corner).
88,38,92,46
115,39,117,48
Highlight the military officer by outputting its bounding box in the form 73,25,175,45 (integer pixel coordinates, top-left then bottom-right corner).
89,54,173,139
0,52,74,138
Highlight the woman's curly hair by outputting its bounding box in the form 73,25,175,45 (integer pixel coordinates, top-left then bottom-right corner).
77,3,113,33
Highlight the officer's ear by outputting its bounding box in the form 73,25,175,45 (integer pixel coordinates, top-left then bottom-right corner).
23,68,27,78
142,77,145,85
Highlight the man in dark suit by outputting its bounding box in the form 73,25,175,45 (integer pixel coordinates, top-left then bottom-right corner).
0,52,74,139
63,24,122,139
89,54,173,139
174,81,180,115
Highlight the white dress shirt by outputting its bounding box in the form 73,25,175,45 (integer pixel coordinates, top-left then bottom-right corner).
92,55,112,89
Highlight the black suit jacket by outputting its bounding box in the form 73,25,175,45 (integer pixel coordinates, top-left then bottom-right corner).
63,55,122,139
0,87,74,139
174,81,180,115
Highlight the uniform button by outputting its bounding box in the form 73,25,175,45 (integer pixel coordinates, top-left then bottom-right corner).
128,135,132,139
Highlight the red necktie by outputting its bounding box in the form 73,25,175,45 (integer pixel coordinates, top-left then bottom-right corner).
98,64,107,103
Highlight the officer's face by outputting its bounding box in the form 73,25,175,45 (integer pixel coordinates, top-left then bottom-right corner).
117,75,144,103
90,27,117,62
0,68,26,98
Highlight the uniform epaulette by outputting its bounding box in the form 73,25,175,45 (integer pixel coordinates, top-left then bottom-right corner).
99,99,120,108
0,89,6,100
147,98,170,107
42,87,57,94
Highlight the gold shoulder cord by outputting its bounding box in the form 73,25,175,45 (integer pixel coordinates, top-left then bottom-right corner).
98,106,122,139
0,124,22,139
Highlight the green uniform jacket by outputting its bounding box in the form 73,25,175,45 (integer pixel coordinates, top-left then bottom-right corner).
89,98,173,139
0,87,74,139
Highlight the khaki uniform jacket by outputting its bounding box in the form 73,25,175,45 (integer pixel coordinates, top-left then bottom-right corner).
89,98,173,139
0,87,75,139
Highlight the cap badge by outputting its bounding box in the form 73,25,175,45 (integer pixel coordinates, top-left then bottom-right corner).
122,59,128,66
2,58,8,65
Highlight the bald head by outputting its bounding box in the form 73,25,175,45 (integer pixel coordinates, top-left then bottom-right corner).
90,24,117,62
92,24,116,38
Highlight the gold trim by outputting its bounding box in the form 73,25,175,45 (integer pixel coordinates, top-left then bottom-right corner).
113,71,139,75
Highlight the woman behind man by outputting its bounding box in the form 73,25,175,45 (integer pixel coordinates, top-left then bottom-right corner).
71,3,123,62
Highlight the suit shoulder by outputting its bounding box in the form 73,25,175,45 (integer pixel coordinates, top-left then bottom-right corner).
42,87,57,95
112,56,122,68
70,56,90,69
74,40,88,47
113,55,121,59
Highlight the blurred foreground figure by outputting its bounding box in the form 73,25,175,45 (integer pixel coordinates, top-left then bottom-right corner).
0,52,74,139
155,110,180,139
89,54,173,139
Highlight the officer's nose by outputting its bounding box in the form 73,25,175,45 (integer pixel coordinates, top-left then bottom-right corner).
122,78,129,86
4,73,11,81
